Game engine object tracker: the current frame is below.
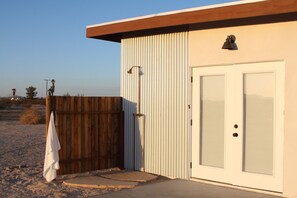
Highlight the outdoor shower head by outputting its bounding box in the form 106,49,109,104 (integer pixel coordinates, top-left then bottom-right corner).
127,66,141,74
127,68,133,74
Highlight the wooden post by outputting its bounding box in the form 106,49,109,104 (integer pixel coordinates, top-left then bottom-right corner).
46,96,52,136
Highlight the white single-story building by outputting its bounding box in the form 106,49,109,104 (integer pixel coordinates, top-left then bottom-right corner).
86,0,297,197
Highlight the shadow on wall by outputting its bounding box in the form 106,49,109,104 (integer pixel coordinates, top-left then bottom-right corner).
123,99,145,171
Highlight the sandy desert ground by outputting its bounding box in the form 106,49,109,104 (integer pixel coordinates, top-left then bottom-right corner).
0,105,120,197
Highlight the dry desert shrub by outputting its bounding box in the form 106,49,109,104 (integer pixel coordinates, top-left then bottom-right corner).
20,108,42,125
22,103,32,109
0,102,4,109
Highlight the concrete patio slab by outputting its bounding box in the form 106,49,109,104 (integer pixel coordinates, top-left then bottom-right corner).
63,176,138,189
101,170,158,182
93,179,282,198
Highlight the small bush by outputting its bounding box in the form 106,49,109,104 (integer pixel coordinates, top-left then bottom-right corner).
20,108,42,125
0,102,4,109
33,98,46,106
22,103,32,109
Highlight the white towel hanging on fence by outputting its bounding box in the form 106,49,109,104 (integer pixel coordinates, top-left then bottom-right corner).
43,112,61,182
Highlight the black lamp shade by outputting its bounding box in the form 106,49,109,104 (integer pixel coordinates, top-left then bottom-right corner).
222,35,238,50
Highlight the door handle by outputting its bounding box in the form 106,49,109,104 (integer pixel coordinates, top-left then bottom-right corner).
233,133,238,137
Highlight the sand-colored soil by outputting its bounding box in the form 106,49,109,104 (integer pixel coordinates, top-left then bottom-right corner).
0,105,120,197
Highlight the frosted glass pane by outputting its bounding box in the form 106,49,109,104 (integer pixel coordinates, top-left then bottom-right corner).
200,75,225,168
243,73,274,175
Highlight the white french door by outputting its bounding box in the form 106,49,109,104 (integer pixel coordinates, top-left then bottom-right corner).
191,61,284,192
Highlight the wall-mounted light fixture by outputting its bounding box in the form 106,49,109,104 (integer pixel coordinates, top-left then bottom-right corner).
222,35,238,50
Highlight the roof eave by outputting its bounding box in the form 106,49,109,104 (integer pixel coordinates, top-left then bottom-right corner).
86,0,297,42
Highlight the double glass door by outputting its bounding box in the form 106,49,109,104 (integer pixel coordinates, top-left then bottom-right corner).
192,62,284,192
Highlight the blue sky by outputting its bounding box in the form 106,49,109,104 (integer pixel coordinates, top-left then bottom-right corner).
0,0,236,97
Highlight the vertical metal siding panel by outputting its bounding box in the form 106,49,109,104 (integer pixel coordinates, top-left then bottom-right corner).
121,32,189,179
165,34,169,176
160,34,165,176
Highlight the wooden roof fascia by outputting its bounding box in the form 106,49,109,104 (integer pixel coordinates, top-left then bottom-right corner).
86,0,297,42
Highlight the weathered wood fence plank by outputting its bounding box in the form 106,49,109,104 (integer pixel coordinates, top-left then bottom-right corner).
46,96,124,175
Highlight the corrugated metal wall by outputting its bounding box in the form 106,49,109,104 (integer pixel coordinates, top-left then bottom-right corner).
121,32,190,179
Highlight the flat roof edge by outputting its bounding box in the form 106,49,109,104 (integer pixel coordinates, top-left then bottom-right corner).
86,0,266,29
86,0,297,42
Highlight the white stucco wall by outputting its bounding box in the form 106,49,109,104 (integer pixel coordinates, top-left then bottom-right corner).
189,21,297,198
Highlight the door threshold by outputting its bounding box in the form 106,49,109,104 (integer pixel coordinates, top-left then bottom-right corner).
190,177,283,197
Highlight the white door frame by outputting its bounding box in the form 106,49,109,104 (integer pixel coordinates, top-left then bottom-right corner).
191,61,284,192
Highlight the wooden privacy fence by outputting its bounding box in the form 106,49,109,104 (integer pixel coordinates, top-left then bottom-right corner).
46,96,124,175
